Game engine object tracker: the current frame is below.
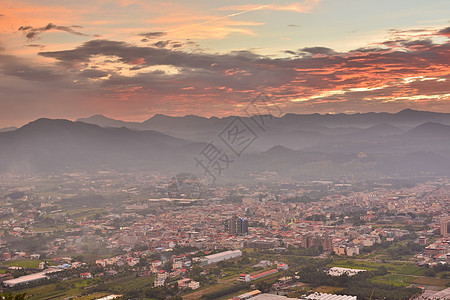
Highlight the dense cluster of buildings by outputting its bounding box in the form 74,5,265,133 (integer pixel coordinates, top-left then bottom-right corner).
0,173,449,297
0,178,449,264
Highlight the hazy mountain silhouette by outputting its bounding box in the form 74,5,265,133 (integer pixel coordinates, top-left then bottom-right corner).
359,123,403,136
77,115,142,129
404,122,450,138
0,126,18,133
1,111,449,178
77,109,450,150
0,119,199,173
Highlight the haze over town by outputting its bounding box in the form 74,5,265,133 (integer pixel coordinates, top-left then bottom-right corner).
0,1,449,300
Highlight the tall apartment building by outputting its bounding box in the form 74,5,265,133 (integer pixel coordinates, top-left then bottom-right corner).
227,216,248,235
301,235,333,251
441,216,450,237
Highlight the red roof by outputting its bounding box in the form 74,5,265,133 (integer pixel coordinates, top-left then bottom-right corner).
250,269,278,280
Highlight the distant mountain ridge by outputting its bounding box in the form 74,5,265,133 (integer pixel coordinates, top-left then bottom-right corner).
0,118,200,174
76,109,450,148
78,109,450,130
0,111,449,178
0,126,18,133
404,122,450,138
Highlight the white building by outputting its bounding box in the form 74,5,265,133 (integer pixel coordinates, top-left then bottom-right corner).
346,246,360,257
154,277,165,287
3,268,61,288
178,278,200,290
239,273,251,282
188,280,200,290
157,271,168,279
327,267,366,277
198,250,242,266
304,292,357,300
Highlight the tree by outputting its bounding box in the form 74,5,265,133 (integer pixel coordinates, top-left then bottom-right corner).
375,266,388,276
190,265,202,277
237,256,250,266
163,261,173,272
0,293,27,300
210,267,221,275
424,269,436,277
255,281,272,293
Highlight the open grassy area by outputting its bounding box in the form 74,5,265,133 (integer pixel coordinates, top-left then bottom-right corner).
371,274,415,287
215,289,253,300
18,275,139,299
182,283,228,300
372,274,450,288
329,259,449,289
314,286,345,294
3,260,41,268
67,208,106,220
75,292,111,300
397,265,426,276
413,276,450,287
21,282,71,300
329,259,425,275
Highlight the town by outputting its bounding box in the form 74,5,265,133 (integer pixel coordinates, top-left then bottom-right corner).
0,172,449,299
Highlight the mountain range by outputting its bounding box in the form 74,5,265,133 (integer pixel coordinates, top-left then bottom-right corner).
0,109,449,179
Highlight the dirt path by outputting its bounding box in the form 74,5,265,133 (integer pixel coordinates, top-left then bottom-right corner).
182,283,228,300
183,267,275,300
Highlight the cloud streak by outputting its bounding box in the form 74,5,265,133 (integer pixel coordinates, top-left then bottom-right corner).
18,23,88,40
220,0,321,13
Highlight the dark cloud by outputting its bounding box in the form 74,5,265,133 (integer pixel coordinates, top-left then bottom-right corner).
300,47,336,55
438,26,450,37
380,39,408,46
139,31,166,39
40,39,260,71
1,25,450,122
171,42,182,49
349,47,388,53
388,28,430,34
152,40,170,48
27,44,45,48
150,40,184,49
403,39,435,50
0,54,63,81
18,23,88,40
24,25,448,113
79,69,109,78
129,66,143,71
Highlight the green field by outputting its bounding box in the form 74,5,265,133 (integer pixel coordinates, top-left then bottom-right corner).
4,260,41,269
371,274,415,287
329,259,425,275
329,259,449,288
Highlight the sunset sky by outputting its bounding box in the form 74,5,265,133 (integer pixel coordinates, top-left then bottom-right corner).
0,0,449,127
